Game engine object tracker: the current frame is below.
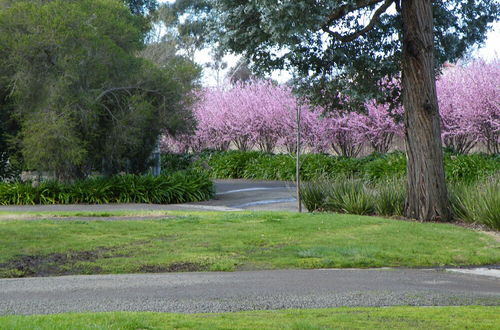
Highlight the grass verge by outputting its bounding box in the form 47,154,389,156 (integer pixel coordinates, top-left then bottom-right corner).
1,306,499,329
0,211,498,277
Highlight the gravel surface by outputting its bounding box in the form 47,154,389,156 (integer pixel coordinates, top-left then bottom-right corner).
1,269,499,315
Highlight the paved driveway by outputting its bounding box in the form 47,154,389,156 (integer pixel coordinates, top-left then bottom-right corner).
0,268,498,315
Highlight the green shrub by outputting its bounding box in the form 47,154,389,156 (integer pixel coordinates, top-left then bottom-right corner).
0,170,213,205
363,152,406,180
163,150,498,185
445,153,500,183
199,151,263,178
243,154,296,180
302,174,499,230
161,153,194,173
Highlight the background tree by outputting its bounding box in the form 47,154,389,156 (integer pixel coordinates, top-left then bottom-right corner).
124,0,158,16
226,59,260,85
0,0,199,180
437,60,500,154
204,0,497,221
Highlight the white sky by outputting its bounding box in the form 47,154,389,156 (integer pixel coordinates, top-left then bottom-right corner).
159,0,499,86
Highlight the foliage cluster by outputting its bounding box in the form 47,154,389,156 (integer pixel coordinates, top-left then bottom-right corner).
0,152,19,182
174,150,499,183
0,170,213,205
0,0,199,181
302,175,500,230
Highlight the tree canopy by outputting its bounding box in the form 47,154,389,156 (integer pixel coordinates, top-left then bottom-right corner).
208,1,496,106
0,0,200,180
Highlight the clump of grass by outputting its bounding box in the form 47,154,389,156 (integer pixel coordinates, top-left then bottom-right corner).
302,174,499,231
328,179,374,215
372,177,406,217
303,178,375,215
301,179,330,211
0,170,214,205
449,174,500,230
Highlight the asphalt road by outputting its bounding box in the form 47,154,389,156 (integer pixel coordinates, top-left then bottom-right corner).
0,179,298,213
1,269,499,315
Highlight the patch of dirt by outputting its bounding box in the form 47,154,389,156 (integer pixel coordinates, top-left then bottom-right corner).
140,262,206,273
0,247,122,278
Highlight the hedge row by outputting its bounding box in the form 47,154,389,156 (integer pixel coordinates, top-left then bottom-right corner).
0,170,213,205
163,151,500,183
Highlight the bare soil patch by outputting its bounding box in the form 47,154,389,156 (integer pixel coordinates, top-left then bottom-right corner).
140,262,207,273
0,248,116,277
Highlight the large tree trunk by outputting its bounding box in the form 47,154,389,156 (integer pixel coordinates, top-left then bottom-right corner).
401,0,451,221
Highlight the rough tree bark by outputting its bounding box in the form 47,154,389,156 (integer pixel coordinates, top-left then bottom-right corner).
401,0,451,221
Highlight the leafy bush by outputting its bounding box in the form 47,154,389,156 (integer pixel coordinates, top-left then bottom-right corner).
330,179,374,215
185,151,498,183
0,170,213,205
0,153,19,182
243,154,296,180
161,153,194,173
303,178,374,215
444,153,500,183
363,152,406,180
301,179,330,212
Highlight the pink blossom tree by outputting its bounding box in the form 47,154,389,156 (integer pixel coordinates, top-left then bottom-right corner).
354,101,404,153
184,80,315,154
436,59,500,154
307,111,365,157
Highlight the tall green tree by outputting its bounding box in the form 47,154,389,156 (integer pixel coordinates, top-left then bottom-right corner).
205,0,498,221
0,0,199,180
124,0,158,16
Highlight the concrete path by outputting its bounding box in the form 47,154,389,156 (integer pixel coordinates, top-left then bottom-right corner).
0,179,298,214
1,269,499,315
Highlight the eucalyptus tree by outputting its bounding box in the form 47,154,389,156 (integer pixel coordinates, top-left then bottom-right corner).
207,0,498,221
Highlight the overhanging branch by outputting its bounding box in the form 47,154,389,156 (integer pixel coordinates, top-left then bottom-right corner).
322,0,394,43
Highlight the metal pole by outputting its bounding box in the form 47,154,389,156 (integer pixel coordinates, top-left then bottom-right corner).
296,100,302,213
152,136,161,177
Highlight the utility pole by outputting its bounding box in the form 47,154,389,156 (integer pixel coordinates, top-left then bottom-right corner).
296,99,302,213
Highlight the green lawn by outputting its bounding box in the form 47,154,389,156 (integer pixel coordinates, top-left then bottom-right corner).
1,306,499,329
0,211,498,277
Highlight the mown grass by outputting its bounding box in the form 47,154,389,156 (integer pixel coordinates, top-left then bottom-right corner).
0,211,498,277
1,306,499,329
